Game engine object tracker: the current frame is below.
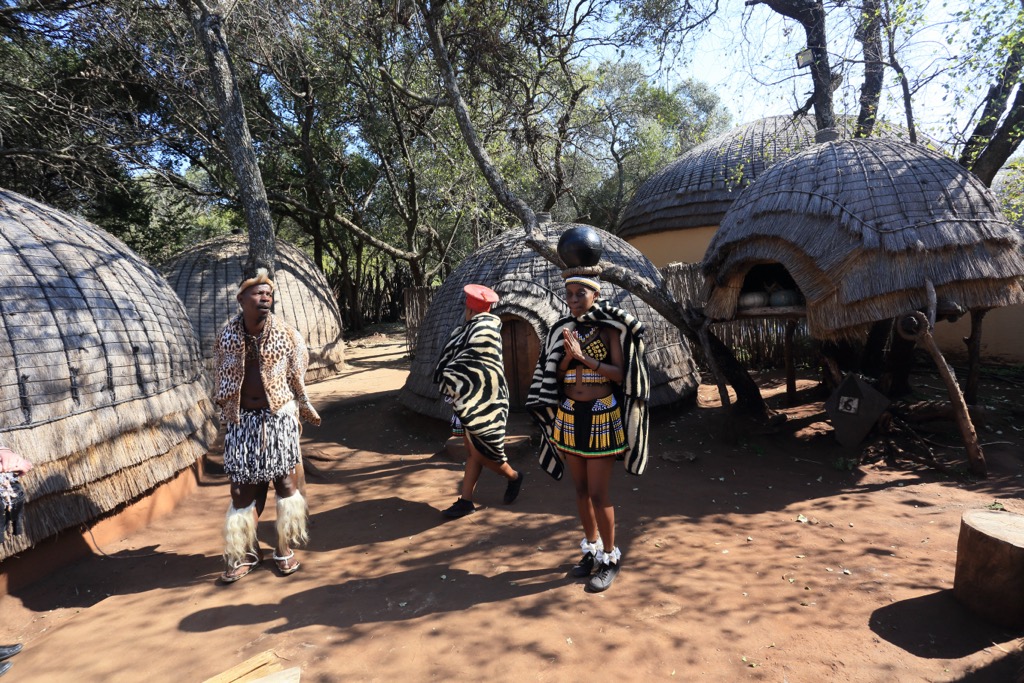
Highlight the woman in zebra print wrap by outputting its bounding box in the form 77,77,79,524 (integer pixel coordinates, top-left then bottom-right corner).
434,285,524,518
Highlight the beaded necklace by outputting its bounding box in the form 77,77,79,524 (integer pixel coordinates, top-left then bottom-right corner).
573,324,598,345
244,327,265,362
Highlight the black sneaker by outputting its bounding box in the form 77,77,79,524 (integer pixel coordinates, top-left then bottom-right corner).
570,551,596,577
442,498,475,518
586,561,621,592
503,471,524,504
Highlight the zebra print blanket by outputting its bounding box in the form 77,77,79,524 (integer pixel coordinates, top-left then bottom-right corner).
527,302,650,480
433,312,509,462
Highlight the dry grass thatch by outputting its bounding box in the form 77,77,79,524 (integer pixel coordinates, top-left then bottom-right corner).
398,222,700,420
618,115,933,239
700,139,1024,341
0,188,214,561
162,234,345,383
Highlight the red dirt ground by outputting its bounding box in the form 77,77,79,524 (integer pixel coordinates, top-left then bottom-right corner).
1,328,1023,682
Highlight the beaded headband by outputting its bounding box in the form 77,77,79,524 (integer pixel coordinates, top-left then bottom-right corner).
564,274,601,292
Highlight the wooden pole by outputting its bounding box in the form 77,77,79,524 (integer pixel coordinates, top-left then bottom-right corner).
898,311,986,476
964,308,989,406
784,319,797,405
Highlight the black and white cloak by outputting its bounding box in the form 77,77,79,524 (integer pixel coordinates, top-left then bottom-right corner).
433,312,509,462
526,302,650,480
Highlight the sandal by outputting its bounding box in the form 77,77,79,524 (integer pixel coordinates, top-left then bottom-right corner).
274,550,300,576
220,551,261,584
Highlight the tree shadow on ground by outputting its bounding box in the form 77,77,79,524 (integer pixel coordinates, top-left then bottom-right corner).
178,564,566,634
10,543,216,612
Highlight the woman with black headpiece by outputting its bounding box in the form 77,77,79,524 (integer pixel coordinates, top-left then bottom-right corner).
528,226,650,593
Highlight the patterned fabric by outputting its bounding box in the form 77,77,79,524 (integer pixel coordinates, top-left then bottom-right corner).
0,472,25,542
527,302,650,480
446,397,466,436
224,403,302,484
214,313,320,426
433,312,509,462
553,396,627,457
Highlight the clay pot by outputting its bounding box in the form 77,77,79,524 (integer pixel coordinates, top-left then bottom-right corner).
738,292,769,308
557,226,603,268
769,289,801,307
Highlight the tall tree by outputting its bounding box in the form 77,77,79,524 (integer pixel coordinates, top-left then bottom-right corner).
176,0,276,277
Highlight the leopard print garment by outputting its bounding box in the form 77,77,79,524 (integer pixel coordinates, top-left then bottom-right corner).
214,313,321,426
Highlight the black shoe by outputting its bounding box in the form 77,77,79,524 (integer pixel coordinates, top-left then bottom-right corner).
442,498,475,518
570,551,596,577
0,661,10,677
503,472,524,504
586,561,621,593
0,645,20,662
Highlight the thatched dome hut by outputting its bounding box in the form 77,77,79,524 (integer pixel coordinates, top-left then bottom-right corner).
701,139,1024,341
163,234,344,383
0,189,215,561
399,222,700,420
618,115,925,267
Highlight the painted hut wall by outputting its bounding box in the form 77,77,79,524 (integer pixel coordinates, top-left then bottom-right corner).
399,223,700,421
934,305,1024,363
162,234,345,383
625,227,717,268
701,140,1024,342
0,189,215,562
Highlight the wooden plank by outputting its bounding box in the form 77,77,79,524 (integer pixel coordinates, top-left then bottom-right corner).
202,651,285,683
251,667,301,683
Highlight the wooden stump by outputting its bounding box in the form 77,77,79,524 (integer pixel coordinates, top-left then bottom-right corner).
954,509,1024,628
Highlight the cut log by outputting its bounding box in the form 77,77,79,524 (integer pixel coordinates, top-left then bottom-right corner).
953,509,1024,628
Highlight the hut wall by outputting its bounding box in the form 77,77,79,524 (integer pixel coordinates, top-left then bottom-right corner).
624,227,717,268
933,304,1024,364
0,188,214,563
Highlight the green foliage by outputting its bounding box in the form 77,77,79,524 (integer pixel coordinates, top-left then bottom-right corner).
993,159,1024,225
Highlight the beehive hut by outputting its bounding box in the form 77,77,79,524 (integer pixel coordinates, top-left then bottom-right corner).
932,168,1024,363
618,115,926,268
0,189,215,562
163,234,344,383
700,139,1024,341
399,222,700,419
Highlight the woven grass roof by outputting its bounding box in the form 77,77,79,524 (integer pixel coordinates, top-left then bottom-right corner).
618,115,928,239
0,188,215,561
162,234,344,383
700,139,1024,341
399,222,700,420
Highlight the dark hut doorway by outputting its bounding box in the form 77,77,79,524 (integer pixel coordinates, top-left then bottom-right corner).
500,315,540,409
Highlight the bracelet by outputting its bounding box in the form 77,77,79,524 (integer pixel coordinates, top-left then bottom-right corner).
595,360,601,371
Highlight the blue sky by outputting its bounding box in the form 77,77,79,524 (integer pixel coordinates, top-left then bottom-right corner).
655,0,1011,152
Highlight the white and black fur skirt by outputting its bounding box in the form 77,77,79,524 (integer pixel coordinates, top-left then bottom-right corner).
224,402,301,484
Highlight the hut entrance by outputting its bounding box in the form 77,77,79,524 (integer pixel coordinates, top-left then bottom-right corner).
500,315,540,409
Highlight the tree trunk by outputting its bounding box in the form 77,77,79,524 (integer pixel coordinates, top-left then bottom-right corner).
179,0,276,278
750,0,835,131
958,30,1024,183
855,0,884,137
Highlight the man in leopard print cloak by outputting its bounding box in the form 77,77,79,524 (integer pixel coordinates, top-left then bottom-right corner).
214,268,321,583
